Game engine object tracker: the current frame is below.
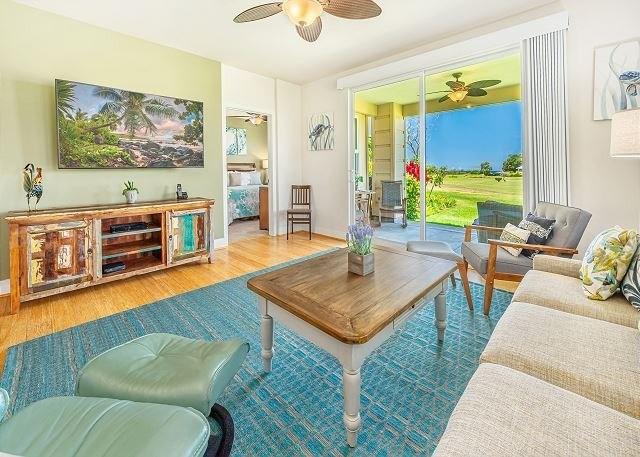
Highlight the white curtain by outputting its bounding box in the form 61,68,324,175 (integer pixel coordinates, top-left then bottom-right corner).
522,29,569,213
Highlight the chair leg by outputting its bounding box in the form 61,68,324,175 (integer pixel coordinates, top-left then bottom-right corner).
286,217,290,240
449,273,456,288
483,245,498,315
308,218,311,240
207,403,235,457
458,261,473,311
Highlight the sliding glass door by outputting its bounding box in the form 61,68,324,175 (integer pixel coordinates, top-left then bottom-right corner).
351,51,523,251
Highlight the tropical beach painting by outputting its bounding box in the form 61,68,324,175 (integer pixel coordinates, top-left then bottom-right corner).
593,39,640,120
55,79,204,168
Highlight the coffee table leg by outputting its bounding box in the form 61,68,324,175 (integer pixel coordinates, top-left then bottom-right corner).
259,298,274,372
342,366,362,447
435,288,447,342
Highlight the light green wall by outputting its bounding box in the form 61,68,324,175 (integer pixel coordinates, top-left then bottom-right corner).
0,0,223,280
226,117,268,171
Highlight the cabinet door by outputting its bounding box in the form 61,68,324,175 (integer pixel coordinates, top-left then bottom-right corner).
167,209,209,264
23,220,93,294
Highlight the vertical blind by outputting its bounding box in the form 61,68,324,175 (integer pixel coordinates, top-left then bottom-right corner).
522,29,570,212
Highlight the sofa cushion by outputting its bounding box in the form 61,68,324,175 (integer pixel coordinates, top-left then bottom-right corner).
0,396,210,457
433,363,640,457
480,302,640,418
580,226,638,300
462,241,532,275
513,269,640,328
76,333,249,416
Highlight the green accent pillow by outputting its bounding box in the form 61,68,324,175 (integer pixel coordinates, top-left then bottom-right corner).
580,226,639,300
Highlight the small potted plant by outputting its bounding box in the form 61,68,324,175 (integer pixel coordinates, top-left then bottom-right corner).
122,181,139,204
346,222,374,276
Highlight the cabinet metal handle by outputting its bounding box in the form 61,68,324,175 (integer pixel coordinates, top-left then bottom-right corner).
87,247,93,255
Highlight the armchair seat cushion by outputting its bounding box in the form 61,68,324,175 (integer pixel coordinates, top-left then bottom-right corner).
0,396,210,457
513,270,640,328
433,363,640,457
480,302,640,418
76,333,249,416
462,241,532,275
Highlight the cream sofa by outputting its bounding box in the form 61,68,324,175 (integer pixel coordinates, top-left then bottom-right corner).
434,255,640,456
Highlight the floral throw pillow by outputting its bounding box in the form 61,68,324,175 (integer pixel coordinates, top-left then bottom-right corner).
580,226,639,300
621,245,640,311
499,223,531,257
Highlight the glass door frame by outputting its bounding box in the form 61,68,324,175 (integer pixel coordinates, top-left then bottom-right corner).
348,71,428,240
348,46,523,242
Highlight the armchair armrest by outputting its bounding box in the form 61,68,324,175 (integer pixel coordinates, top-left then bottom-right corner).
487,239,578,256
464,224,504,242
533,254,582,278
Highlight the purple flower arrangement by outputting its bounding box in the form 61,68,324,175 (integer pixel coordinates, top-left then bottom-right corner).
347,222,374,256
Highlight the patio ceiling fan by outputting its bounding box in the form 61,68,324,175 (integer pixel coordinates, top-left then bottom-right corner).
427,72,502,103
228,113,268,125
233,0,382,43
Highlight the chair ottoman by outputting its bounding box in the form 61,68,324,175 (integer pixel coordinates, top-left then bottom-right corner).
0,395,212,457
76,333,249,454
406,240,474,309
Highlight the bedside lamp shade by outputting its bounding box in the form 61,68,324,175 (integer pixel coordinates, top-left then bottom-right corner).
262,159,269,169
610,108,640,158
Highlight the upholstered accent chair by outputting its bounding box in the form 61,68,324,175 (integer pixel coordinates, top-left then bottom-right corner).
379,180,407,228
461,202,592,315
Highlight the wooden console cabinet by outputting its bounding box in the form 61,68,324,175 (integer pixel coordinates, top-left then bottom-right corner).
6,198,214,314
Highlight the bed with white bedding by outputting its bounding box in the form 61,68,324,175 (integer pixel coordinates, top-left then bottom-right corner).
227,164,263,224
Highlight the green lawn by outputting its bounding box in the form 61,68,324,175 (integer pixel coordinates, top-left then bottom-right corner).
426,174,523,227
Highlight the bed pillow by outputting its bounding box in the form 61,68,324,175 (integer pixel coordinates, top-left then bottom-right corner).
498,223,531,257
518,213,555,258
621,242,640,311
580,226,638,301
248,171,262,185
228,172,244,187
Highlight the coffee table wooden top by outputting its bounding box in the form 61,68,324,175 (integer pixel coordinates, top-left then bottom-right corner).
247,246,456,344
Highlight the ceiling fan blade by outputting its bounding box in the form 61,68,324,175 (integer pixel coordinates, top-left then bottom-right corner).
467,79,502,89
446,81,465,90
426,90,452,95
467,88,488,97
296,17,322,42
234,3,282,23
323,0,382,19
438,95,451,103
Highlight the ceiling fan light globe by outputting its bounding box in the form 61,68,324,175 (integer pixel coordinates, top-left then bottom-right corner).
282,0,323,27
448,90,468,103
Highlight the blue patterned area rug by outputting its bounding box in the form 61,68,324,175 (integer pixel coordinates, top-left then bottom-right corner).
1,251,512,456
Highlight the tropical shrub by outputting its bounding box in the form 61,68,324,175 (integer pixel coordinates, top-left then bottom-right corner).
405,174,420,221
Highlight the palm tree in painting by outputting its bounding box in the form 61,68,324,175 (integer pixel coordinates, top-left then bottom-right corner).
92,87,179,137
56,80,76,119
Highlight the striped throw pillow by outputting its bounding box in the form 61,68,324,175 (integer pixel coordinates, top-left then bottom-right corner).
499,223,531,257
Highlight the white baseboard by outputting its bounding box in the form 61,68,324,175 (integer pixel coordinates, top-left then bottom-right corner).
313,227,346,241
214,237,228,249
0,279,9,296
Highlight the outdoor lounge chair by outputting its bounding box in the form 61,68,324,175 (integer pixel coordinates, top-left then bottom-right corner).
473,200,524,243
461,202,591,315
379,180,407,228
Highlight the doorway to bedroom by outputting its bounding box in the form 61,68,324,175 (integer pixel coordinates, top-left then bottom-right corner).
225,109,270,243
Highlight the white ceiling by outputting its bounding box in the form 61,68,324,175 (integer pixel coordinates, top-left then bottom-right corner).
14,0,553,84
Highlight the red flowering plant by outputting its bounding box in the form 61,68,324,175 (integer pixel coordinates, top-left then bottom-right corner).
404,160,450,221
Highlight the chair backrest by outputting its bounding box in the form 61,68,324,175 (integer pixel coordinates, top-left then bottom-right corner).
381,181,403,207
291,185,311,209
533,202,592,250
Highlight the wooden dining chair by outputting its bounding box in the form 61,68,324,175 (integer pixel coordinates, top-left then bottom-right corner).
287,185,312,240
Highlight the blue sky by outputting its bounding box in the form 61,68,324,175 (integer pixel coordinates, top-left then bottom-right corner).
409,101,522,170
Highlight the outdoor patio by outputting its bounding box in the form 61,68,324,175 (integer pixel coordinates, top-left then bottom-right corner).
374,221,477,253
